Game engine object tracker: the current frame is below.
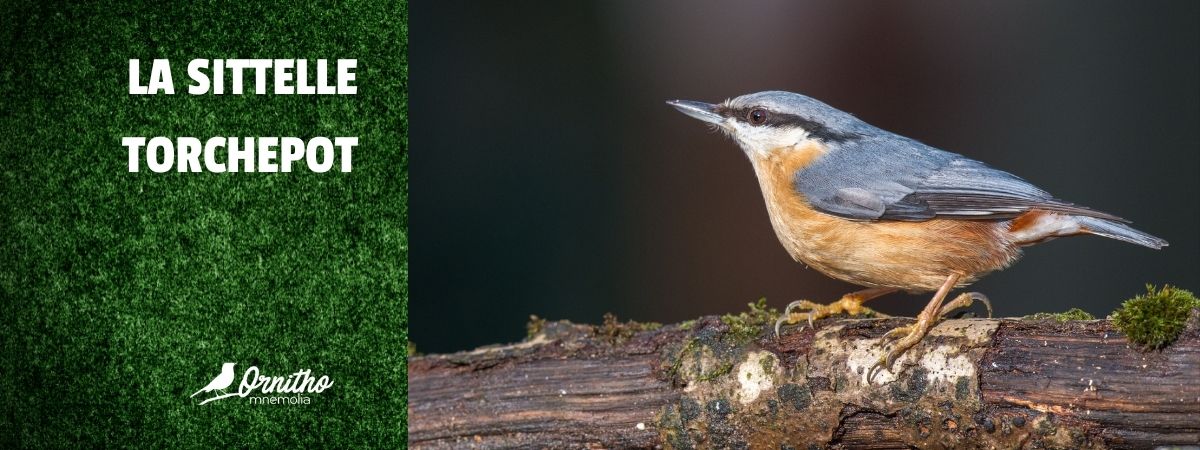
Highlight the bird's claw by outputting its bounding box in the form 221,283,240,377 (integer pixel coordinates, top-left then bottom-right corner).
774,295,885,338
774,299,819,337
773,315,808,338
867,356,887,383
867,348,906,382
866,323,913,381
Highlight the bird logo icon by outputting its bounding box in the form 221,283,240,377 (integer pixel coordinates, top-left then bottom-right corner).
191,362,236,401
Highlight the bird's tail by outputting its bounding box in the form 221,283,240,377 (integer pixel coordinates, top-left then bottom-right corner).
1009,211,1167,249
1075,216,1168,249
190,388,205,398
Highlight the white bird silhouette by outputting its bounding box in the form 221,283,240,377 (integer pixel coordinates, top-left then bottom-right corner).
191,362,236,398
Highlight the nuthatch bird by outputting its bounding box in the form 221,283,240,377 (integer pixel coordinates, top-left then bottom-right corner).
668,91,1167,377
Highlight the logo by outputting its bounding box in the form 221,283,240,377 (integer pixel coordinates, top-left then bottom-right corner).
190,362,333,406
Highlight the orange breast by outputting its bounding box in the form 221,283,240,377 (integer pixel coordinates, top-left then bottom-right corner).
749,143,1021,292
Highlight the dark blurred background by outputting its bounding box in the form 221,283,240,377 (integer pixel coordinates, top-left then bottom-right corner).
410,0,1199,353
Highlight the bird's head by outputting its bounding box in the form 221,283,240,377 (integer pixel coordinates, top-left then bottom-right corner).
222,362,236,369
667,91,871,158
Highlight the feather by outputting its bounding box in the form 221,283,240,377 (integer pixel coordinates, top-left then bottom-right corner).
794,136,1126,223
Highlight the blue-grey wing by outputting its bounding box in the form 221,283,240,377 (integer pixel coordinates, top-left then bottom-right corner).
794,136,1125,222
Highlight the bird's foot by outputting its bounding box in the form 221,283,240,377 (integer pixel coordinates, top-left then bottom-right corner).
866,291,990,381
869,320,928,382
774,293,887,337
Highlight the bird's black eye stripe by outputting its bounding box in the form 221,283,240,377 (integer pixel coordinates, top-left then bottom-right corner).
718,106,861,143
723,106,806,127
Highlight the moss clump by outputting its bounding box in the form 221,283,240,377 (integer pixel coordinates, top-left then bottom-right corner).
1110,284,1200,350
720,298,778,343
407,341,419,357
596,313,661,345
526,315,546,339
1022,308,1096,322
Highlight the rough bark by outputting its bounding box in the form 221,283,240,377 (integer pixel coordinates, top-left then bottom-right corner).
408,310,1200,449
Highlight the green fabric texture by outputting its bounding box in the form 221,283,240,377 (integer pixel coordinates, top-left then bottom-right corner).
0,1,408,447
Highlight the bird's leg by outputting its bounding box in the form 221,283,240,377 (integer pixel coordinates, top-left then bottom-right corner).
775,287,898,336
869,273,961,380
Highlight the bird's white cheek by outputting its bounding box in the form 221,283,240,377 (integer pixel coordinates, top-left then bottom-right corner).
731,127,764,155
734,127,810,157
777,127,811,148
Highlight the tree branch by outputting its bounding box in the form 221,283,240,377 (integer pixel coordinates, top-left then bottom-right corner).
409,310,1200,449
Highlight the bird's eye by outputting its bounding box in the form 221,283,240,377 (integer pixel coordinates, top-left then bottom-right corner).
747,108,769,125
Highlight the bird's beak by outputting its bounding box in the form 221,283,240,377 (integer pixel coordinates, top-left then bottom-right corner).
666,100,723,125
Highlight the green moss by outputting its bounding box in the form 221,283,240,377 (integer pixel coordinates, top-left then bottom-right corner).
596,313,661,345
667,338,700,379
407,341,419,357
665,299,780,384
696,362,735,382
720,298,778,343
1021,308,1096,322
526,315,546,339
1110,284,1199,350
